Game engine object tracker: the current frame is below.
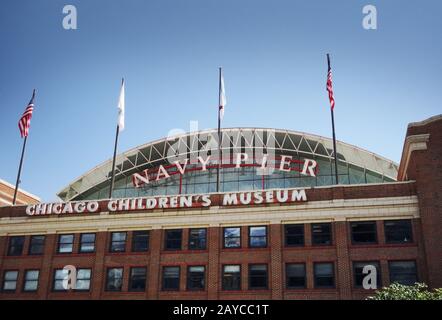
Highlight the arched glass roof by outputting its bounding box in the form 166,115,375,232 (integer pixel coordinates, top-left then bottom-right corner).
57,128,398,201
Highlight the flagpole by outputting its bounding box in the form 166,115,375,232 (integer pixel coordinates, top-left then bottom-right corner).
12,136,28,205
327,54,339,185
109,78,124,199
216,67,222,193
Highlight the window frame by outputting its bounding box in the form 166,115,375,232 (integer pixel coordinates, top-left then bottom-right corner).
57,234,74,254
222,264,241,291
105,267,124,292
223,227,241,249
109,232,127,253
2,270,19,292
248,264,268,290
248,226,268,248
350,221,378,245
22,269,40,292
388,260,418,286
188,228,207,250
285,263,306,289
311,223,333,246
79,233,96,253
313,262,335,289
7,236,25,256
384,220,413,244
28,235,45,255
164,229,183,251
131,230,150,252
128,267,147,292
162,266,181,291
186,265,206,291
284,224,305,247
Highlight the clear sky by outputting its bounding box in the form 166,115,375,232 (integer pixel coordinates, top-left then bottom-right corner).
0,0,441,202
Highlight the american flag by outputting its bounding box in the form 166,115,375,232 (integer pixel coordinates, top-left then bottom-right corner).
326,61,335,110
18,90,35,138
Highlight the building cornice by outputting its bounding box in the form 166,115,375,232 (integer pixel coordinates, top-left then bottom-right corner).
398,134,430,181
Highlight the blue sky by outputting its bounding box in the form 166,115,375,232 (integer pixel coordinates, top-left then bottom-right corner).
0,0,441,201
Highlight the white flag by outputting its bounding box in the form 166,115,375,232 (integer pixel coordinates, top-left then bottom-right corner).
219,71,226,120
117,78,125,131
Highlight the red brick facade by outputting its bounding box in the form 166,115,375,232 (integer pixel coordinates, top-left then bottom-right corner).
0,114,440,300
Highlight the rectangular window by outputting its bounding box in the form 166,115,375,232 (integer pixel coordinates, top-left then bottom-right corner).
29,235,45,255
110,232,127,252
188,228,207,250
314,262,335,288
389,261,417,285
76,269,92,291
312,223,332,245
8,236,25,256
106,268,123,291
285,224,304,246
384,220,413,244
53,268,91,291
164,229,182,250
23,270,39,292
351,221,377,244
286,263,306,289
162,266,180,291
129,267,147,292
249,226,267,248
353,261,381,288
79,233,96,253
132,231,149,252
222,265,241,291
187,266,205,291
223,227,241,248
248,264,268,289
57,234,74,253
2,271,18,292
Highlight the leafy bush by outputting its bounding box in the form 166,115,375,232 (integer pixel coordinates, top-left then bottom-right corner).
367,282,442,300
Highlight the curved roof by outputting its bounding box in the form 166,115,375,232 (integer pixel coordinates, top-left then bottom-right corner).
57,128,399,201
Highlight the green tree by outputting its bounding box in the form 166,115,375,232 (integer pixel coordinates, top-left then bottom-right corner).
367,282,442,300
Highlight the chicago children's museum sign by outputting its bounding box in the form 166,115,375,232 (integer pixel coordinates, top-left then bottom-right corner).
25,188,308,217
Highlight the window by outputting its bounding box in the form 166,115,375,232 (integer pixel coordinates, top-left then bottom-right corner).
286,264,306,289
248,264,268,289
132,231,149,252
2,271,18,292
57,234,74,253
249,226,267,248
187,266,205,291
106,268,123,291
129,267,147,292
351,221,377,244
384,220,413,244
285,224,304,246
79,233,96,253
389,261,417,285
8,236,25,256
189,228,207,250
164,229,182,250
23,270,39,292
110,232,127,252
353,262,381,288
312,223,332,245
162,266,180,290
314,262,335,288
223,227,241,248
53,268,91,291
222,265,241,291
29,235,45,255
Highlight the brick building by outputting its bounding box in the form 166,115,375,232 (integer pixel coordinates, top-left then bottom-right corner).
0,179,40,207
0,114,440,300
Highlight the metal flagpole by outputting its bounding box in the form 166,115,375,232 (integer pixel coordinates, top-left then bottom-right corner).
216,67,222,193
109,124,120,199
12,136,28,205
327,54,339,185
